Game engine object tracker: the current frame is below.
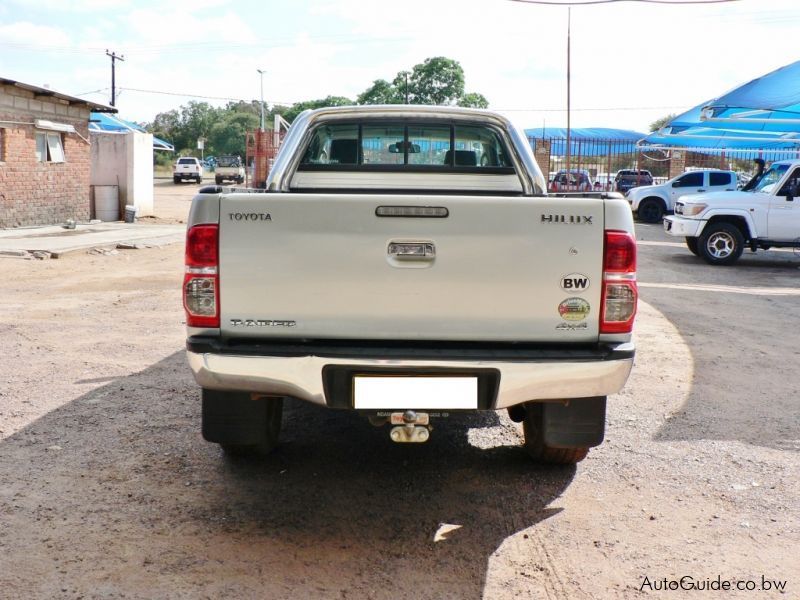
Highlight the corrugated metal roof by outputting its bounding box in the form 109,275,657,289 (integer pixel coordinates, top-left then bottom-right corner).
0,76,116,113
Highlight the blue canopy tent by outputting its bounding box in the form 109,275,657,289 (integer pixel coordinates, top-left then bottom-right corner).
526,127,646,156
89,112,174,151
641,59,800,151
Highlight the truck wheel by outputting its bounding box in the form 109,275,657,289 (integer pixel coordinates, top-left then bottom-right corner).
685,236,699,255
698,222,744,265
196,176,203,184
215,177,222,185
173,176,180,184
522,403,589,465
202,389,283,457
637,198,664,223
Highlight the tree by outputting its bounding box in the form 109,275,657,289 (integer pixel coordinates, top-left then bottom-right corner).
649,113,677,132
356,58,488,109
458,92,489,109
357,79,401,105
208,111,260,157
407,57,465,105
283,95,353,122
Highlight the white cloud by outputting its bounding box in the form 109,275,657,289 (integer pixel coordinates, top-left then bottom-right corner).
0,21,72,46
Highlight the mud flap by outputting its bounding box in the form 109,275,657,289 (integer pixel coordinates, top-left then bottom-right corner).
541,396,606,448
202,389,270,445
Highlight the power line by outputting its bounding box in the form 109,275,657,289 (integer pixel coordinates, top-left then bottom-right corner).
509,0,740,5
118,86,296,105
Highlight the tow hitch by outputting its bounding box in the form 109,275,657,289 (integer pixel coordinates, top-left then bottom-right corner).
389,410,431,443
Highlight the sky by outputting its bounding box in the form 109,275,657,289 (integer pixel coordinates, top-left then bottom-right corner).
1,0,799,134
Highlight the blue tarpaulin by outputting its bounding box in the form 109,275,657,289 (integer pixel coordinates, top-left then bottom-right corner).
89,112,174,151
640,59,800,151
525,127,645,156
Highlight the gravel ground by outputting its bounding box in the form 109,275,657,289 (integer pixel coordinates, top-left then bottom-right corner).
0,183,797,599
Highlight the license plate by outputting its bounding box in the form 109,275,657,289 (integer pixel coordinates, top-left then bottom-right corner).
353,376,478,409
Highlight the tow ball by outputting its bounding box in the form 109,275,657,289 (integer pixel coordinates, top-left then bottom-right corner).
389,410,431,443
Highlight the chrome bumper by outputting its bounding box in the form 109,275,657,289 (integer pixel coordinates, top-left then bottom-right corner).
187,344,635,409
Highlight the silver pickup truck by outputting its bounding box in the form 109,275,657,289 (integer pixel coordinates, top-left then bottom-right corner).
184,105,638,464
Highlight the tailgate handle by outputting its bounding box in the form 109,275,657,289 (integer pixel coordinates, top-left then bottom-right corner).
388,242,435,260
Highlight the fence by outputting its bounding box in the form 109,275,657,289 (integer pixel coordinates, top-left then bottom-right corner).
527,136,800,191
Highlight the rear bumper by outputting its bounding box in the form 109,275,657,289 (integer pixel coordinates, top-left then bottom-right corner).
186,338,635,410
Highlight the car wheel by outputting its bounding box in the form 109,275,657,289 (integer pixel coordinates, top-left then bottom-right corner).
698,222,744,265
202,389,283,457
522,402,589,465
637,198,664,223
215,177,222,185
173,176,180,184
685,236,699,256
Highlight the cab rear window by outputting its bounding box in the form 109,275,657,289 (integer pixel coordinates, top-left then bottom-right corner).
299,122,514,172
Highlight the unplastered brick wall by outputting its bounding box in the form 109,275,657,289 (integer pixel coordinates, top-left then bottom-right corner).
0,84,92,228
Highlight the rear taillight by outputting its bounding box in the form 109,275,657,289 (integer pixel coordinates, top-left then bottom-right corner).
600,230,637,334
184,224,219,328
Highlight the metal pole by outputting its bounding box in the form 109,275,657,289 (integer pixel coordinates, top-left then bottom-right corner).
565,8,571,178
257,69,265,131
106,50,125,107
405,72,409,104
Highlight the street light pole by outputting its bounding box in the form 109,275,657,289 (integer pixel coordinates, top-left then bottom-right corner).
257,69,265,131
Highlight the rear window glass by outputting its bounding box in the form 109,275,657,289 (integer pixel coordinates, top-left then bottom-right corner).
178,158,197,165
299,121,513,171
217,156,241,167
709,172,732,186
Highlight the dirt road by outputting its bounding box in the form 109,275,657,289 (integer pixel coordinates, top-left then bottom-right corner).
0,183,797,598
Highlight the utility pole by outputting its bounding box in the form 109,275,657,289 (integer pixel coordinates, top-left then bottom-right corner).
257,69,266,131
105,49,125,107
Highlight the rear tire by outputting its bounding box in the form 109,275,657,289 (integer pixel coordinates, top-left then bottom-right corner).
698,222,744,265
637,198,664,223
522,403,589,465
202,389,283,457
685,236,699,255
173,176,180,184
215,177,222,185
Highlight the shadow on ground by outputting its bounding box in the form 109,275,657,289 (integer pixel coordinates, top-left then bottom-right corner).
639,250,800,451
0,351,574,599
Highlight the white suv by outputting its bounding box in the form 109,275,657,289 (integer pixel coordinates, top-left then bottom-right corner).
627,169,736,223
173,157,204,184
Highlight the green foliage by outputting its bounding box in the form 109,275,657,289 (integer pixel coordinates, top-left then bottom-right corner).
357,79,402,105
649,113,677,133
357,58,487,109
282,96,354,123
144,56,488,154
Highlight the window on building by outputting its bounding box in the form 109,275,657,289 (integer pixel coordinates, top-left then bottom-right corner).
35,131,65,163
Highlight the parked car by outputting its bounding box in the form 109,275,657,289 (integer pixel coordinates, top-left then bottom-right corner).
550,169,592,192
215,155,245,184
173,157,203,184
615,169,653,193
627,169,737,223
594,172,615,191
664,159,800,265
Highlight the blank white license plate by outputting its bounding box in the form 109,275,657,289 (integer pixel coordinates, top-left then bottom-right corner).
353,376,478,409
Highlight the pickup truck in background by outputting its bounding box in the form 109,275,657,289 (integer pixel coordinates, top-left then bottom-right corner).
214,155,245,185
664,159,800,265
184,105,638,464
627,169,737,223
173,157,203,184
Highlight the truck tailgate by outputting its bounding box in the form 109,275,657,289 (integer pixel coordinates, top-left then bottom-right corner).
218,193,604,343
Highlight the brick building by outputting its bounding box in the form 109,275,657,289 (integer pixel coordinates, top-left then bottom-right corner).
0,77,115,228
